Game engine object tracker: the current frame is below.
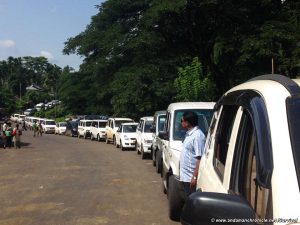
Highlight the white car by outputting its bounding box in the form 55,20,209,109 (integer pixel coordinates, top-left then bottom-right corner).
42,119,56,134
115,122,138,150
78,120,93,139
105,118,134,145
90,119,107,141
136,116,154,159
181,75,300,225
10,113,20,122
159,102,215,220
55,122,67,135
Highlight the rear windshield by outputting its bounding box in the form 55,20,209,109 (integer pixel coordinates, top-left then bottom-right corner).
286,96,300,191
46,121,56,125
99,122,106,128
123,125,137,133
173,109,214,141
115,120,133,127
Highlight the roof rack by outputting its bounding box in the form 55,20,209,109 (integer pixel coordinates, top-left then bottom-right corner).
248,74,300,96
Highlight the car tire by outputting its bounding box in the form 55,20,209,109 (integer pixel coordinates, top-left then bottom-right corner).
156,150,162,174
90,133,94,141
168,175,183,221
136,143,140,155
121,141,125,151
97,134,100,142
84,133,87,139
113,136,116,146
141,145,146,159
152,149,156,167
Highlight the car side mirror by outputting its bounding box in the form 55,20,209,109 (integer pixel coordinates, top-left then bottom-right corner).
181,192,257,225
158,131,169,140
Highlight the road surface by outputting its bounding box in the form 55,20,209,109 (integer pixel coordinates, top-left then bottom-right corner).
0,130,179,225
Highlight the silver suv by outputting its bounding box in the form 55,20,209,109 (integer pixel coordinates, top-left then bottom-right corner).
181,75,300,225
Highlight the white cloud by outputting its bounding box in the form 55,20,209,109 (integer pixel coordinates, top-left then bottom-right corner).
40,50,54,60
0,40,15,48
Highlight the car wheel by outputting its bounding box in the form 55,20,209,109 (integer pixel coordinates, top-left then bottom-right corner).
97,134,100,142
90,133,94,141
113,136,116,146
121,141,125,151
152,149,156,167
116,140,120,148
168,175,184,221
84,133,87,139
136,143,140,155
156,150,162,174
141,145,146,159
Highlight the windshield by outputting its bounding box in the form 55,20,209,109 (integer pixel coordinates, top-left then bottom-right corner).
99,122,106,128
123,125,137,133
46,121,56,125
60,122,67,127
173,109,214,141
115,120,133,127
144,121,153,133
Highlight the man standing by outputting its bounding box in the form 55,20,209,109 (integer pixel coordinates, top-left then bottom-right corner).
179,111,206,198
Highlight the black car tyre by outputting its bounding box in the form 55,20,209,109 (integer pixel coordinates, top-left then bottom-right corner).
156,150,162,174
141,145,146,159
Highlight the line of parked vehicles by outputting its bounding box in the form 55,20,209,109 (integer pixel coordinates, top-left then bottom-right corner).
9,74,300,225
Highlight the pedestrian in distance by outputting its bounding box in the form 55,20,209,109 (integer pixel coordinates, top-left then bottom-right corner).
3,122,13,149
37,121,43,136
12,123,22,149
22,119,27,131
32,120,38,137
179,111,206,199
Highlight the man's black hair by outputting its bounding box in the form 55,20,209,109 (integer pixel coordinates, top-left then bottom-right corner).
182,111,198,127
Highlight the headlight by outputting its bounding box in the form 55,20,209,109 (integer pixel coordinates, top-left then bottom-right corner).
124,135,129,140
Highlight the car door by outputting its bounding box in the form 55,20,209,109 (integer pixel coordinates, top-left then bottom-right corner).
116,125,122,146
198,104,241,193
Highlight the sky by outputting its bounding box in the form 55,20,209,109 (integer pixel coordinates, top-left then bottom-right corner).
0,0,105,70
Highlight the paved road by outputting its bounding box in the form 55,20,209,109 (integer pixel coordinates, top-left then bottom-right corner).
0,130,179,225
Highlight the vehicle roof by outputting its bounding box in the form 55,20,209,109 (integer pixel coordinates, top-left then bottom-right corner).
109,118,133,120
121,122,138,126
227,76,300,97
140,116,154,120
154,110,166,116
79,119,93,122
92,119,108,122
167,102,215,111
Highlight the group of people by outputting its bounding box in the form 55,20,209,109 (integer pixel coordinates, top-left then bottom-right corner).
1,121,22,149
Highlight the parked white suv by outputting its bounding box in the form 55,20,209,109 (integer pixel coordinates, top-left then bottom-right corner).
90,119,107,141
105,118,134,145
136,116,154,159
42,119,56,134
151,110,166,173
181,75,300,225
115,122,138,150
78,120,93,139
159,102,215,220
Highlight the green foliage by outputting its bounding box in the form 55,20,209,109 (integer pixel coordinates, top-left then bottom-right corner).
174,57,215,102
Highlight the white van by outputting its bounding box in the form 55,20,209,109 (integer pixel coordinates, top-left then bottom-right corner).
78,120,93,139
159,102,215,220
136,117,154,159
42,119,56,134
90,119,107,141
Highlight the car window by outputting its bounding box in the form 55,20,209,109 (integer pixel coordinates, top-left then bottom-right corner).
115,120,132,128
230,109,272,220
123,125,137,133
173,109,214,141
143,121,153,133
85,121,92,127
99,122,106,128
158,115,166,132
46,121,56,125
213,105,239,182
